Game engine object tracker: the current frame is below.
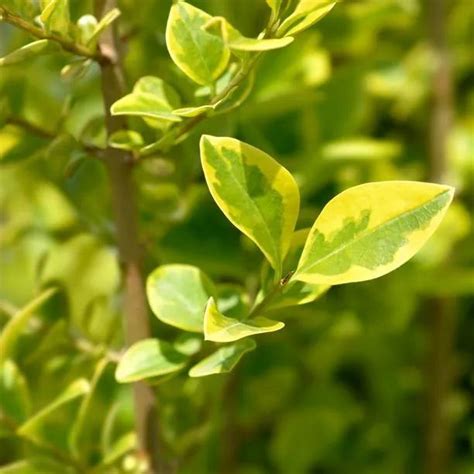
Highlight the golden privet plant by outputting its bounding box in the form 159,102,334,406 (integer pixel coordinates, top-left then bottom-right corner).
0,0,454,471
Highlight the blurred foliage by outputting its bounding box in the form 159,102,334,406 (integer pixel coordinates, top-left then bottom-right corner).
0,0,473,473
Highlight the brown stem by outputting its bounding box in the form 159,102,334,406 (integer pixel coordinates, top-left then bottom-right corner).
0,7,104,62
93,1,164,472
423,1,456,474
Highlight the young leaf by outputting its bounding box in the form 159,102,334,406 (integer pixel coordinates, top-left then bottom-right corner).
115,339,188,383
40,0,70,36
109,130,144,151
69,358,109,456
76,14,98,45
147,264,216,332
166,2,230,85
17,379,91,444
204,297,284,343
188,339,256,377
87,8,121,44
0,360,31,424
205,17,294,52
293,181,454,285
200,135,300,276
0,288,57,365
102,432,137,466
172,104,215,117
279,0,336,37
0,40,59,66
110,76,181,122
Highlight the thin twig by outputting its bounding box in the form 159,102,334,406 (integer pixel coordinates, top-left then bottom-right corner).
0,7,106,63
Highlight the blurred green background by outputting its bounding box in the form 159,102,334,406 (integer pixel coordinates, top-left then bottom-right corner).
0,0,473,473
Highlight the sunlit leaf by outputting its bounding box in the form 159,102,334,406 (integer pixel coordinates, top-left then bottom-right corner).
115,339,188,383
294,182,454,285
205,16,294,52
111,76,181,122
147,264,216,332
166,2,230,85
87,8,121,44
188,339,256,377
204,297,284,343
279,0,336,37
76,14,98,46
200,135,300,276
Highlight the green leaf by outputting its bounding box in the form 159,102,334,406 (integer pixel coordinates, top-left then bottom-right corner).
0,40,59,66
69,358,109,456
0,459,73,474
109,130,144,151
200,135,300,276
60,58,92,81
166,2,230,85
147,264,216,332
188,339,256,377
102,432,137,466
0,288,57,365
110,76,181,122
115,339,188,383
294,181,454,285
204,297,284,343
0,360,31,424
40,0,70,36
17,379,90,444
205,16,294,52
172,105,215,117
87,8,121,44
279,0,336,37
261,229,330,309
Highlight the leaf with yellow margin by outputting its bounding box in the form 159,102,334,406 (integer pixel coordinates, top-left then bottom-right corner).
293,181,454,285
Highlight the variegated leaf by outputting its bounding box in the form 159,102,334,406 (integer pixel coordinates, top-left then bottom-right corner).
204,297,284,343
200,135,300,276
293,181,454,285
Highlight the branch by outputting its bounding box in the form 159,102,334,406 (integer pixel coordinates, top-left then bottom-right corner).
139,48,264,158
0,6,105,62
93,1,165,472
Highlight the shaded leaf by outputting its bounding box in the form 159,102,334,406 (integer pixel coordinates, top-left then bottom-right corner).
0,40,60,66
115,339,187,383
189,339,256,377
0,360,31,424
17,379,90,444
0,288,57,365
109,130,144,151
147,264,216,332
40,0,70,36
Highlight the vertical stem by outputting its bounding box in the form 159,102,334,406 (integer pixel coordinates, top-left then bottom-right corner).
93,1,162,471
424,1,455,474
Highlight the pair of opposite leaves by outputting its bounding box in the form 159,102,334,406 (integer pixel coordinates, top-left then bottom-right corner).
121,136,452,381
